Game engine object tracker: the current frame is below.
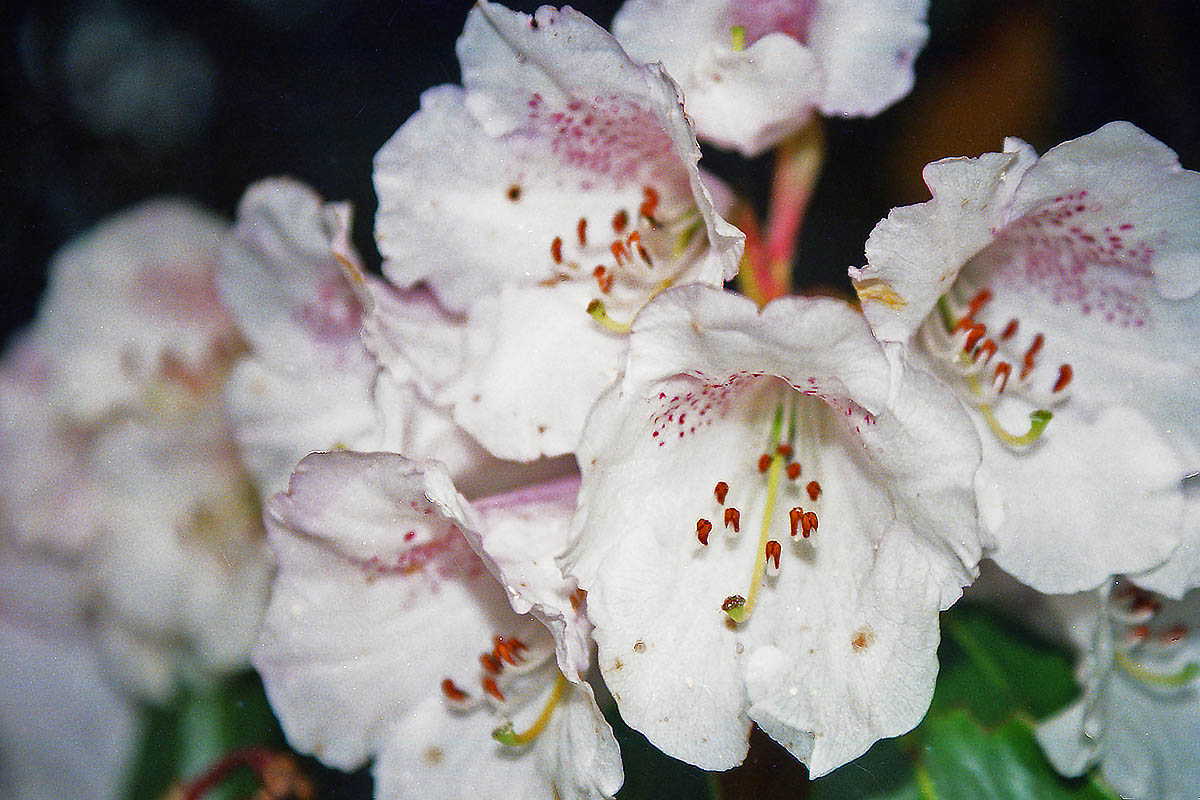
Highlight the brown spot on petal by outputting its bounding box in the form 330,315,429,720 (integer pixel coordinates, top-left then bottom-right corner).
424,746,444,766
506,184,522,202
851,627,875,652
634,640,646,653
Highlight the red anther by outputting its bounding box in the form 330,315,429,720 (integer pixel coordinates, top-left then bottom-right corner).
721,594,745,612
696,518,712,546
639,186,659,222
962,323,987,352
966,289,993,316
577,217,588,246
776,444,793,458
1000,319,1019,340
765,540,782,571
1162,625,1188,644
482,676,506,703
612,209,629,233
974,339,998,363
952,317,975,335
993,362,1012,393
806,481,821,501
1021,333,1045,379
1053,364,1073,393
789,507,803,538
757,453,772,472
550,236,564,264
493,636,524,666
441,678,469,703
480,652,502,674
1130,593,1161,616
802,511,818,538
724,507,741,532
593,266,613,293
569,588,585,612
610,240,629,265
636,243,652,264
786,462,801,481
1130,624,1151,642
714,481,729,504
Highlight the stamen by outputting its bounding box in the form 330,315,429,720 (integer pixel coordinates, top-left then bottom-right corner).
802,511,818,537
482,676,506,704
714,482,729,504
612,209,628,233
786,462,801,481
1000,319,1019,340
806,481,821,501
610,241,629,265
441,678,470,704
965,288,993,316
1053,364,1073,393
1021,333,1045,380
978,406,1053,448
493,636,526,667
696,518,712,546
593,265,614,294
1162,625,1187,645
639,186,659,224
757,454,772,472
586,300,632,334
577,217,588,247
962,323,987,353
550,236,563,264
789,507,803,540
776,444,793,458
974,339,998,364
724,507,741,533
480,653,502,674
765,540,781,576
993,362,1012,393
492,673,569,747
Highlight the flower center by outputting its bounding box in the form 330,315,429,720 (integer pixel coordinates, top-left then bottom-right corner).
1108,584,1199,690
438,631,568,748
547,187,702,333
923,286,1070,447
690,388,825,624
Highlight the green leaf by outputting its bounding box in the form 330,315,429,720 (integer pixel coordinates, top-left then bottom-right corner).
932,604,1079,725
918,712,1115,800
119,671,285,800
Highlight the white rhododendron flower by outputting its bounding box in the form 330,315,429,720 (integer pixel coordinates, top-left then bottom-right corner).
255,451,622,799
219,178,564,501
612,0,929,156
0,541,139,800
373,1,742,460
0,200,270,700
850,121,1200,595
1038,583,1200,800
562,285,983,775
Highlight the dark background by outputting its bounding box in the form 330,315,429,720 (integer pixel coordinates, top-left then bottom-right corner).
3,0,1198,344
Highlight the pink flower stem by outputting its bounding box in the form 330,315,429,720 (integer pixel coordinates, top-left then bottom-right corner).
178,746,313,800
757,120,826,304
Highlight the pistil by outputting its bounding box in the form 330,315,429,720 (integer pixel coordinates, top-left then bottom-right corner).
492,672,570,747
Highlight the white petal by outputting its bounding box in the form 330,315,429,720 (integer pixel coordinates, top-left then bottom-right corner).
32,199,233,421
446,283,628,460
254,451,529,770
376,675,621,800
979,406,1184,593
565,286,981,770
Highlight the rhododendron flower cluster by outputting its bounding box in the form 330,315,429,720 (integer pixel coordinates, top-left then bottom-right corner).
3,2,1199,800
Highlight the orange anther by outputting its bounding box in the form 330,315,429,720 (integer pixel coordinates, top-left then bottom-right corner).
714,482,729,504
441,678,468,702
757,453,772,472
482,676,506,703
696,518,712,546
550,236,563,264
765,540,782,571
1053,363,1073,393
806,481,821,501
786,462,801,481
577,217,588,246
612,209,629,233
724,507,740,532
